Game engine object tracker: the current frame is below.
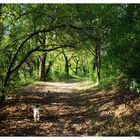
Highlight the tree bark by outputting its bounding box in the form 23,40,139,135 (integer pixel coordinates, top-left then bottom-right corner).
39,53,47,81
93,41,101,84
82,65,87,76
46,61,53,79
62,52,70,79
65,58,70,79
75,59,79,75
3,71,11,87
96,42,101,84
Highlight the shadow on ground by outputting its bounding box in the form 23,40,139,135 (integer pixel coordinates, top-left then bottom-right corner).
1,82,140,136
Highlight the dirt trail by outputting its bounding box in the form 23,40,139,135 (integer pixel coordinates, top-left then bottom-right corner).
1,81,140,136
0,81,95,136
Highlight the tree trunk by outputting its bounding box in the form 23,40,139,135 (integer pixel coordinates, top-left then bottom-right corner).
46,61,53,80
75,59,79,75
62,51,70,79
3,71,11,87
39,53,47,81
93,41,101,84
82,65,87,76
65,58,69,79
96,42,101,84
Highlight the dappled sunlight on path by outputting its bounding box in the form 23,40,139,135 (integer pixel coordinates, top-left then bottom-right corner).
22,81,96,93
1,81,140,136
0,81,95,136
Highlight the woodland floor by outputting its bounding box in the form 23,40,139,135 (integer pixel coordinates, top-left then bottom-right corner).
1,81,140,136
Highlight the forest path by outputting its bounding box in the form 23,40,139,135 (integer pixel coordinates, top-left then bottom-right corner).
1,81,140,136
0,81,96,136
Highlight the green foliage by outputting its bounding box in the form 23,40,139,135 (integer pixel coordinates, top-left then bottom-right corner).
0,85,6,96
130,80,140,93
1,4,140,136
0,4,139,92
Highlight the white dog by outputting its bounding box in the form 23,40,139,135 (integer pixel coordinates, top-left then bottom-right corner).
33,105,40,122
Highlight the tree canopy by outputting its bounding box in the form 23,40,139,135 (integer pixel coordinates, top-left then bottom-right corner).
0,4,140,93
